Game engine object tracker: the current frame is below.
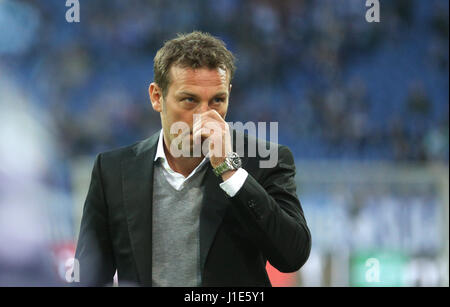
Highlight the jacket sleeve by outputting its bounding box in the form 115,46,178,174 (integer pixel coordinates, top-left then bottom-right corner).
229,145,311,273
74,154,116,286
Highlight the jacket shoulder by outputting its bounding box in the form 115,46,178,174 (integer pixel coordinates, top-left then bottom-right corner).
93,135,155,175
98,140,141,162
97,130,160,163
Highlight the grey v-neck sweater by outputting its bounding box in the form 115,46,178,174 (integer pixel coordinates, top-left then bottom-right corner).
151,161,209,287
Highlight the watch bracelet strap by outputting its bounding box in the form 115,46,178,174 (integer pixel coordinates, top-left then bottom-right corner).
213,160,232,177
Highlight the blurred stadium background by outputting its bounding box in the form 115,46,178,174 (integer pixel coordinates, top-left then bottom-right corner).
0,0,448,286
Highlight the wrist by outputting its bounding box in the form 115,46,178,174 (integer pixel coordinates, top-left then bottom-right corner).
212,152,242,177
211,157,226,169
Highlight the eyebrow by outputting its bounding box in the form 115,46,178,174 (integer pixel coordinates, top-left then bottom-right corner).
176,91,228,99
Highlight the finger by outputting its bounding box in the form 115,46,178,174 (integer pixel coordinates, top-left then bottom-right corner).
200,109,225,123
204,121,227,141
193,113,202,131
194,117,226,136
193,126,211,144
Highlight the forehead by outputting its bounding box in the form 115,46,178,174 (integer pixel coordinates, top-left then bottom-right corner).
168,66,229,93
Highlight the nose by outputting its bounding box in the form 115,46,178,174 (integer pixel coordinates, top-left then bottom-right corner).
198,101,211,113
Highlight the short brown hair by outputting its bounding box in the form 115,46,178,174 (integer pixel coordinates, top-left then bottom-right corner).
153,31,236,97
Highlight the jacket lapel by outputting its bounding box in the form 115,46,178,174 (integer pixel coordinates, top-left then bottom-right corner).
199,129,249,275
199,167,231,275
121,131,159,287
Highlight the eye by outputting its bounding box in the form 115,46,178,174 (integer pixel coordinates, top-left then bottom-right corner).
213,97,225,103
183,97,195,103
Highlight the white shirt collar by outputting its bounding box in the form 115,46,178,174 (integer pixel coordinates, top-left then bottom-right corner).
154,129,167,162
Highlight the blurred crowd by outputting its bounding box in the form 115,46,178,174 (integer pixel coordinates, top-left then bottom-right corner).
0,0,448,162
0,0,448,286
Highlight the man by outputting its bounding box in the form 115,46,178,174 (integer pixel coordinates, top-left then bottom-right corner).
75,31,311,286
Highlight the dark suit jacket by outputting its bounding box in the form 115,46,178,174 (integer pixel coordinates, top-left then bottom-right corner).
74,129,311,286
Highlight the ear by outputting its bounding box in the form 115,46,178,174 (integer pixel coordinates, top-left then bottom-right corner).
149,82,163,113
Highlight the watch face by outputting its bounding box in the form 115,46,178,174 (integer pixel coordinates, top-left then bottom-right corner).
228,152,242,169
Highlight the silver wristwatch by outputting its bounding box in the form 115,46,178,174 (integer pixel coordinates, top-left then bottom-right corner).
213,152,242,177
